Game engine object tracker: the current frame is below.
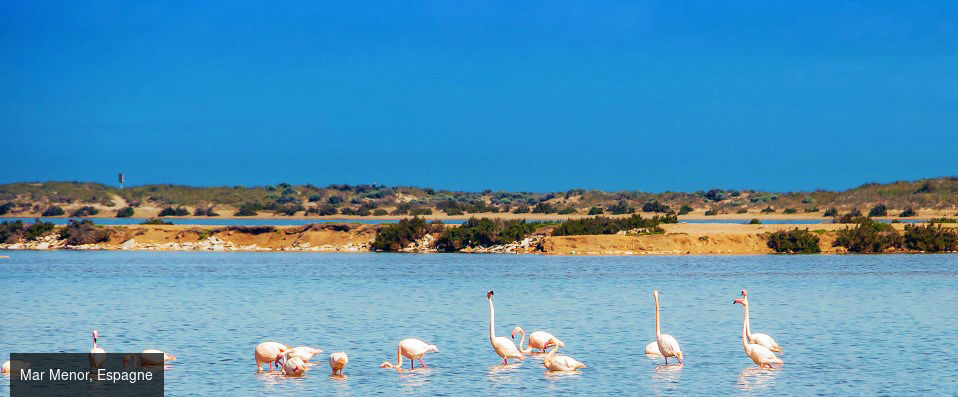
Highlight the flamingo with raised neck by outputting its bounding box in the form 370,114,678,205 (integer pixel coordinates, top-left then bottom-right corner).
740,290,782,353
487,291,522,364
734,296,783,368
653,290,684,365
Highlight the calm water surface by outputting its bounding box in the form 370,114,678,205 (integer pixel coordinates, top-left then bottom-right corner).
1,252,956,395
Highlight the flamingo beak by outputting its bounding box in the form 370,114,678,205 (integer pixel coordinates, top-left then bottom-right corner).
733,298,743,305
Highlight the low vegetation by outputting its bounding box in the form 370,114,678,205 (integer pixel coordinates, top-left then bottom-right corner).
116,207,135,217
0,219,56,243
158,207,189,216
868,204,888,217
140,217,172,225
436,218,544,251
833,218,903,253
767,229,821,254
903,223,958,252
59,219,109,245
371,217,445,251
551,214,676,236
898,208,917,217
70,206,100,217
42,206,65,216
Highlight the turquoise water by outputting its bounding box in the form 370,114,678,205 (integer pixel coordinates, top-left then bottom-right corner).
1,252,956,395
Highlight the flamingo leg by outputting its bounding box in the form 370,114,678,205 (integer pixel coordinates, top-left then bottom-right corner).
410,358,414,369
418,358,427,368
664,356,668,364
503,358,508,365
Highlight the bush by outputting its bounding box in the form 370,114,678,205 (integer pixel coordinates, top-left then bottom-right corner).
834,218,903,253
868,204,888,217
642,200,671,213
557,207,577,215
588,207,604,215
317,204,338,216
903,223,958,252
444,208,464,216
116,207,135,217
42,206,65,216
371,217,444,251
234,202,261,216
159,207,189,216
760,207,775,214
436,218,541,251
194,206,219,217
140,217,172,225
736,208,748,214
0,202,13,216
59,219,110,245
767,229,821,254
899,208,917,217
783,208,798,214
410,207,433,216
214,225,276,235
532,202,558,214
704,209,718,216
373,209,388,216
608,200,635,215
749,219,761,224
308,194,322,202
678,205,693,215
705,189,726,202
0,219,56,243
551,214,676,236
327,196,344,205
276,204,305,216
68,206,98,217
823,208,838,217
512,205,530,214
804,207,819,213
928,217,956,223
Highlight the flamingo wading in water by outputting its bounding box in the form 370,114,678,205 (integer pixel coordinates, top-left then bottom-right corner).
254,342,290,373
542,337,586,372
89,330,106,370
286,346,325,364
379,339,438,369
734,296,783,368
740,290,782,353
653,290,684,365
511,327,564,353
487,291,522,364
328,352,348,376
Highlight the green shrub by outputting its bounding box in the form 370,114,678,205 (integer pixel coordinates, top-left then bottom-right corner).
783,208,798,214
410,207,433,216
276,204,305,216
42,206,65,216
0,219,56,243
928,217,956,223
327,196,344,205
868,204,888,217
317,204,337,216
194,207,219,216
801,196,814,204
767,229,821,254
760,207,775,213
234,202,261,216
705,189,726,202
823,208,838,217
68,206,99,217
749,219,761,224
436,218,541,251
59,219,110,245
444,208,464,216
804,207,819,213
903,223,958,252
557,207,577,215
140,217,172,225
532,202,558,214
833,218,903,253
373,209,388,216
214,225,276,235
608,200,635,215
678,205,693,215
308,194,322,202
159,207,189,216
371,217,444,251
642,201,670,213
116,207,135,217
736,208,748,214
899,208,917,217
512,205,530,214
704,209,718,216
588,207,604,215
551,214,676,236
0,202,14,215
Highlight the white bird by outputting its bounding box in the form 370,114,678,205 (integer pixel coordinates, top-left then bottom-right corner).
254,341,290,373
281,354,307,376
487,291,522,364
379,339,438,369
734,297,783,368
740,290,782,353
328,352,348,376
139,349,176,366
644,341,662,356
512,327,564,353
542,337,586,372
1,360,9,374
286,346,324,364
2,360,29,374
653,290,684,365
88,330,106,369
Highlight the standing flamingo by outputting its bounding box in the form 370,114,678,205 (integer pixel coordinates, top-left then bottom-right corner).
644,341,662,356
281,354,306,376
328,352,348,376
487,291,522,364
740,290,782,353
511,327,564,353
286,346,325,363
379,339,438,369
88,330,106,370
652,290,684,365
254,342,290,373
542,337,586,371
140,349,176,366
734,297,783,368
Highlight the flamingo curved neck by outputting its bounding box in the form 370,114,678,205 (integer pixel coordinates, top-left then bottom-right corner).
517,329,527,351
488,298,496,343
741,302,750,352
654,295,661,336
743,299,754,341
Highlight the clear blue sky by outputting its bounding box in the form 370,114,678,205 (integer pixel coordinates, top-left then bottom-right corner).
2,1,956,192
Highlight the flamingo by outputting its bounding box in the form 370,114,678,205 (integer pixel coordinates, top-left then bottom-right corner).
511,327,564,353
328,352,348,376
139,349,176,366
740,290,782,353
734,297,783,368
281,354,306,376
254,341,290,373
652,290,684,365
1,360,8,374
487,291,522,364
2,360,29,374
286,346,324,364
644,341,662,356
88,330,106,370
379,339,438,369
542,337,586,372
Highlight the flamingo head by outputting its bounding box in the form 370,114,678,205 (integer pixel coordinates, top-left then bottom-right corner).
511,326,523,339
164,353,176,362
741,289,748,297
487,290,494,299
653,290,659,299
92,330,99,343
733,298,744,305
676,351,684,362
427,344,438,353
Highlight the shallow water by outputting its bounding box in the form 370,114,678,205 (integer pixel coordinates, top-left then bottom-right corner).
1,252,956,395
